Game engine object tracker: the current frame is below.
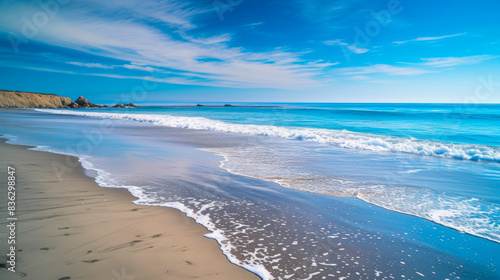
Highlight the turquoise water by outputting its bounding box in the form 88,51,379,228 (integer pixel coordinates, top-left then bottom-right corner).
1,103,499,279
118,103,500,146
54,103,500,162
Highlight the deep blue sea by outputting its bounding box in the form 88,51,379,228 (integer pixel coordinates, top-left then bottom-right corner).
1,103,499,280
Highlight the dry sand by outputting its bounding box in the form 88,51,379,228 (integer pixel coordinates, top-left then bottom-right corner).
0,140,260,280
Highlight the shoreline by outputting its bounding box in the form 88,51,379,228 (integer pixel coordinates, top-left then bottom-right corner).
0,139,260,280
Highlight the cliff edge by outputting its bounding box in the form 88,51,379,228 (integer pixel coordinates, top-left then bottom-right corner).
0,90,102,108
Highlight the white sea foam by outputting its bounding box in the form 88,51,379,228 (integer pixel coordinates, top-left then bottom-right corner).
75,164,273,280
148,200,273,280
202,146,500,244
38,109,500,163
356,185,500,244
1,134,18,142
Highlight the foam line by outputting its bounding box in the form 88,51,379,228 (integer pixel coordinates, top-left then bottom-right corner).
39,109,500,163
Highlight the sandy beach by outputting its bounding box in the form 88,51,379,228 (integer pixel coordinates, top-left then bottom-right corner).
0,139,260,280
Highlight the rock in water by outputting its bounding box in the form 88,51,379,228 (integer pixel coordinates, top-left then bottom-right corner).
113,103,139,108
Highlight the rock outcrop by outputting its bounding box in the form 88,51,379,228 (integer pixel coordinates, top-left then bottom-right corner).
75,96,103,108
0,90,104,109
112,103,138,108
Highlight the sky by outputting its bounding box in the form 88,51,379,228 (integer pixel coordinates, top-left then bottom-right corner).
0,0,499,103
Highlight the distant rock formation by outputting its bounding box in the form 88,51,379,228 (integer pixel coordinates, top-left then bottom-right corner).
196,103,232,107
0,90,105,109
112,103,138,108
74,96,103,108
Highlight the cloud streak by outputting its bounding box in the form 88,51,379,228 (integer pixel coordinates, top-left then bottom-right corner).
393,33,466,45
418,55,499,67
335,55,498,82
324,39,369,54
67,62,115,69
338,64,430,76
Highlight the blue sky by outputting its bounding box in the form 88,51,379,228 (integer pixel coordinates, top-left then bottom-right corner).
0,0,499,103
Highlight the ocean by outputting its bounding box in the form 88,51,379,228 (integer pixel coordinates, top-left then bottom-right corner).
1,103,499,279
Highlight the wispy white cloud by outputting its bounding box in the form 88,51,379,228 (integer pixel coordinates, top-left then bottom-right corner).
338,64,430,76
335,55,498,81
176,31,232,45
418,55,499,67
244,22,263,28
122,64,158,72
24,66,78,75
67,62,115,69
0,0,331,90
324,39,368,54
393,33,466,45
67,61,162,72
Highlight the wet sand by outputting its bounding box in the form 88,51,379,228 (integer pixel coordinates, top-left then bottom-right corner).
0,140,260,280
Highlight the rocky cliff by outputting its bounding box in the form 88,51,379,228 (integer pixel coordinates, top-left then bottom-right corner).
0,90,102,108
